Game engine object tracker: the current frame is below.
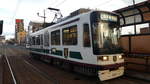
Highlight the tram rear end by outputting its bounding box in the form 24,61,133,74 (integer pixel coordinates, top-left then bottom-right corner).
90,11,124,81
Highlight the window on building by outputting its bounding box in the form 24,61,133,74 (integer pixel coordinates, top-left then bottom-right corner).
63,25,77,45
51,30,60,45
44,32,49,46
83,24,91,47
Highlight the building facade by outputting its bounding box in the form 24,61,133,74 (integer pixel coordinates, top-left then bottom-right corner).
15,19,26,45
28,21,43,33
0,36,5,44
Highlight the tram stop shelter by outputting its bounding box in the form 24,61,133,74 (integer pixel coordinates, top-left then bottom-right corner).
113,1,150,78
114,0,150,34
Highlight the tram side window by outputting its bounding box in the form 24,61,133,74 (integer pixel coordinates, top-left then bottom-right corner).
40,34,43,45
27,37,32,45
32,37,36,45
51,30,60,45
44,32,49,46
36,35,40,45
29,37,32,45
83,24,91,47
63,25,77,45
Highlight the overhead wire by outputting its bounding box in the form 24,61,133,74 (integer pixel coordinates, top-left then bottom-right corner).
49,0,59,7
54,0,67,7
94,0,113,8
10,0,22,39
12,0,22,21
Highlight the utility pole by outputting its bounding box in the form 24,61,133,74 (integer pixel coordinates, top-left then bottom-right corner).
133,0,136,35
37,9,46,28
44,9,46,27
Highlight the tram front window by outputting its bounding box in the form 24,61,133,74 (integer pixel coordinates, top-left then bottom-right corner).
92,21,122,55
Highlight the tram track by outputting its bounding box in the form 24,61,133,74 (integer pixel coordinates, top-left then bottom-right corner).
4,45,99,84
2,45,55,84
1,45,150,84
23,60,60,84
4,55,17,84
24,57,100,84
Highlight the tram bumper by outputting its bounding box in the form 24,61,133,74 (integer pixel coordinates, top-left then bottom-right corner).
98,66,124,81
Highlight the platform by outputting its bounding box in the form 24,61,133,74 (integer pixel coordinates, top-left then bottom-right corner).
125,70,150,82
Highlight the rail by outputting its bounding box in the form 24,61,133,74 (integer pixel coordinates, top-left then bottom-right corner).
4,55,17,84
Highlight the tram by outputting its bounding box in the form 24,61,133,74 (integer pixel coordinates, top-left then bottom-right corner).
26,9,124,81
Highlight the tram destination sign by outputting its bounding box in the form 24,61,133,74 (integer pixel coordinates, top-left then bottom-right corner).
100,13,117,22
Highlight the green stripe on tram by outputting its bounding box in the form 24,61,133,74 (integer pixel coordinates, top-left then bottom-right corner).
69,51,83,60
51,50,63,56
29,48,49,53
44,49,49,54
29,48,83,59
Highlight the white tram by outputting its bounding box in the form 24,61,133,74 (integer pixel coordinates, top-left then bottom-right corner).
27,9,124,81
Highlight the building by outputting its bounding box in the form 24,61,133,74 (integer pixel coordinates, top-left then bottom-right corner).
28,21,43,33
140,27,150,34
0,36,5,44
17,31,27,44
15,19,26,45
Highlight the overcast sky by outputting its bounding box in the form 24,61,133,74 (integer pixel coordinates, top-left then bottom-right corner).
0,0,146,39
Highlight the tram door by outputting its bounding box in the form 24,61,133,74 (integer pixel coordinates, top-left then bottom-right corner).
83,23,91,49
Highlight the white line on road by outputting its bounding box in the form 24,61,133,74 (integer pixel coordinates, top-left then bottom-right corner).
5,55,17,84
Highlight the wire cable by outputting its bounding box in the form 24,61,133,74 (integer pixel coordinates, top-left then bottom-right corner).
12,0,22,21
54,0,67,7
94,0,113,8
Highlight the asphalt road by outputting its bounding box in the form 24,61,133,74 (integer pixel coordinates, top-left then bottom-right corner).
0,44,150,84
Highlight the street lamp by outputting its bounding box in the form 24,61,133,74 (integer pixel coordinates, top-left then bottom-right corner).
37,10,46,27
37,7,63,27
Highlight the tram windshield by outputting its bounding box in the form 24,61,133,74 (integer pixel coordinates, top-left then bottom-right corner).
91,12,122,55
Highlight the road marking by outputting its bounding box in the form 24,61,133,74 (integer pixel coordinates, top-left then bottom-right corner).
5,56,17,84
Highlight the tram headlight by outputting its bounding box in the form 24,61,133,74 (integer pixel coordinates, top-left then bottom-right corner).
98,56,109,61
118,55,123,59
103,56,108,61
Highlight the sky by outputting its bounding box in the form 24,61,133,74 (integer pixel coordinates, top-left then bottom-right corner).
0,0,146,39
